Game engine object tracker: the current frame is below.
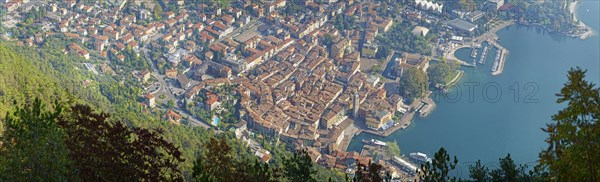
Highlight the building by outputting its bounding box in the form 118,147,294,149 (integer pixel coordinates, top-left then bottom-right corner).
411,26,430,37
321,104,347,129
177,75,191,89
365,110,392,130
203,91,221,111
488,0,504,10
361,43,378,58
447,18,478,33
396,53,429,75
145,93,156,108
352,93,359,119
414,0,443,14
220,53,247,73
468,10,485,22
165,69,178,78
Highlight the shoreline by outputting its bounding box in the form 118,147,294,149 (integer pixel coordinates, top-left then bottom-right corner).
570,0,594,39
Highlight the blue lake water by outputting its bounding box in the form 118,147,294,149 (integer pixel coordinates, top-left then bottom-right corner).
348,1,600,176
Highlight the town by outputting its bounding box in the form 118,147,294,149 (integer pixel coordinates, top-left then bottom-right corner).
0,0,589,180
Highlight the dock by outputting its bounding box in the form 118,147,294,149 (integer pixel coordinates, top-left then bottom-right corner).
488,39,509,76
491,48,508,76
418,98,436,118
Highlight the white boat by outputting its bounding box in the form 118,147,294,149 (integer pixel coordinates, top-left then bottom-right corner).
491,61,499,72
409,152,432,163
362,139,387,147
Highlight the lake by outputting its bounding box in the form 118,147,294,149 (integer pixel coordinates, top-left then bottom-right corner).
348,1,600,177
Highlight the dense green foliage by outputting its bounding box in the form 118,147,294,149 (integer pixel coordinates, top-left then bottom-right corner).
539,67,600,181
419,147,545,182
377,20,433,56
427,61,459,87
0,99,185,181
507,0,577,32
0,43,66,120
0,99,72,181
398,67,429,101
385,140,401,157
332,15,357,31
185,84,241,129
193,136,335,182
353,161,391,182
58,104,184,181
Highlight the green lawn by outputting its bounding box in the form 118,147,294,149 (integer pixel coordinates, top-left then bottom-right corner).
444,70,460,84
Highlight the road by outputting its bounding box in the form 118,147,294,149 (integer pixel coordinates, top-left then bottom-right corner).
141,46,211,129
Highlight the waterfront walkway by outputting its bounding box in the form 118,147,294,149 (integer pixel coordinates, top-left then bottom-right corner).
361,92,434,137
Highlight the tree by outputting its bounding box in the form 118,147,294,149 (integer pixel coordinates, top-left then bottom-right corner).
385,140,401,157
371,64,382,75
322,34,334,47
489,154,526,181
153,4,163,20
168,99,175,109
283,150,317,182
398,67,429,100
538,67,600,181
418,147,458,182
0,99,73,181
353,161,391,182
193,137,284,182
193,137,237,182
57,104,184,181
468,160,489,182
427,61,458,87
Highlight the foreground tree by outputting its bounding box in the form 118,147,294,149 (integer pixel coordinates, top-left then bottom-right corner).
193,137,283,182
353,161,391,182
418,147,458,182
283,150,317,182
0,99,72,181
58,104,184,181
539,67,600,181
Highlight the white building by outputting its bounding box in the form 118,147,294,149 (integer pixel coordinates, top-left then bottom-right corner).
414,0,443,14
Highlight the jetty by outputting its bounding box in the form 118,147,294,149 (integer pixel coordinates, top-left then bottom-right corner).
418,98,436,118
488,39,509,76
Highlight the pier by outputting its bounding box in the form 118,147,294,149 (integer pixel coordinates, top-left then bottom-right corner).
418,98,436,118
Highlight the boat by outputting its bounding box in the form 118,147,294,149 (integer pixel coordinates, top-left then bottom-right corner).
470,48,478,58
491,61,499,72
362,139,387,147
491,49,502,72
479,45,488,64
409,152,432,164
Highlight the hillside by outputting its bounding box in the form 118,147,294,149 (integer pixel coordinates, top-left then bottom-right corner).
0,42,346,180
0,43,64,117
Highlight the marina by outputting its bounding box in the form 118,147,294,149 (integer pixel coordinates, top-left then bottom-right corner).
478,45,488,64
443,20,514,75
470,47,478,58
